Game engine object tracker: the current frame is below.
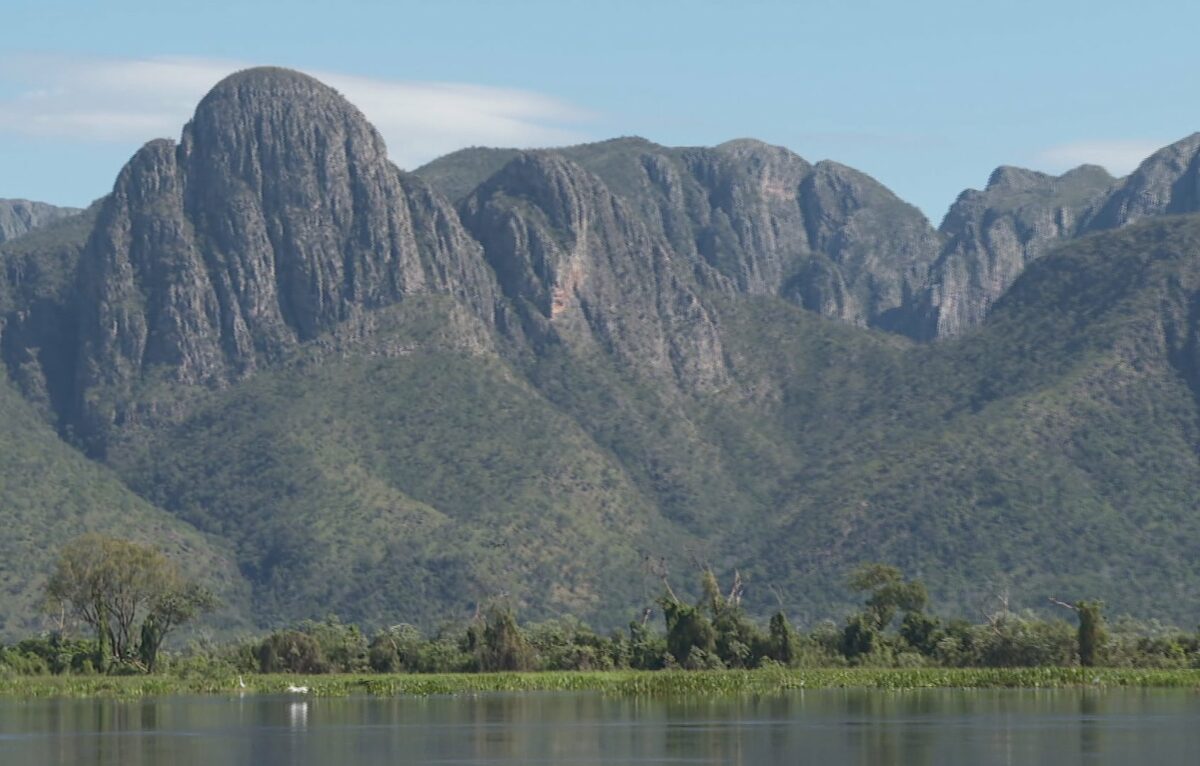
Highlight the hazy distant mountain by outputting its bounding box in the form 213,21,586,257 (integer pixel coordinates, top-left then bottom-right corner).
912,132,1200,338
5,67,1200,635
0,199,79,244
911,164,1117,338
1089,132,1200,229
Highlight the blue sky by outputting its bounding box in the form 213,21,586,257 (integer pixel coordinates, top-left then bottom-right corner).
3,0,1199,222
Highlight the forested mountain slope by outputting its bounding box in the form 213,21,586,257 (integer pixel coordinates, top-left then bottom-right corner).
0,370,248,637
3,67,1200,636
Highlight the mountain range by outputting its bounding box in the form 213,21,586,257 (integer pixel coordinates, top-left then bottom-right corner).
3,66,1200,636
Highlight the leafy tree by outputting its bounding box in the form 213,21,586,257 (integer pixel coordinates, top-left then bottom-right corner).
840,613,879,661
258,630,328,673
369,624,426,673
700,569,724,615
848,563,928,630
711,600,762,668
1077,601,1106,667
95,604,110,673
690,568,767,668
45,534,214,669
302,617,369,672
139,583,217,672
977,612,1076,667
768,612,797,665
840,564,930,662
526,617,617,671
481,607,533,671
900,611,941,656
368,633,401,672
627,618,667,670
658,596,716,667
462,617,486,671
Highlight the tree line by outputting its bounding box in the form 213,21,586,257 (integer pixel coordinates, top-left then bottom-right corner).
2,536,1199,677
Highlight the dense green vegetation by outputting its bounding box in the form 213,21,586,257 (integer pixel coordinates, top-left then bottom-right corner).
6,667,1200,699
10,216,1200,634
45,535,216,672
7,114,1200,644
709,217,1200,622
109,319,682,626
0,373,248,639
6,558,1200,700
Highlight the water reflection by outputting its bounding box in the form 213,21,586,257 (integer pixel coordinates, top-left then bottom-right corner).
288,701,308,730
0,688,1198,765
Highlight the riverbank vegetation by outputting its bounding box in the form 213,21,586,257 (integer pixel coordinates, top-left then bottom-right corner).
4,668,1200,699
4,538,1200,692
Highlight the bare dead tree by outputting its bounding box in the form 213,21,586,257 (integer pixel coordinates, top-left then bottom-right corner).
643,553,678,602
976,585,1015,636
1048,597,1078,612
996,587,1011,617
767,584,787,613
726,570,745,608
683,545,708,574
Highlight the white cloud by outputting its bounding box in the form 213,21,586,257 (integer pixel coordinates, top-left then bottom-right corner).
0,54,593,169
1034,139,1164,176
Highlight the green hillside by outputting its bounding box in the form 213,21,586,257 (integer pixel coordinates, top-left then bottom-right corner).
739,216,1200,620
8,69,1200,636
104,298,693,627
0,372,249,638
16,216,1200,631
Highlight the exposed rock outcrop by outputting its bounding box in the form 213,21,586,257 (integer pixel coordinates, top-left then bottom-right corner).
459,152,727,389
74,67,498,446
1090,133,1200,229
0,199,80,244
422,136,943,332
913,164,1116,338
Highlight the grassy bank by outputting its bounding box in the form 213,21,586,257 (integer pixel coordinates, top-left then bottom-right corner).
3,667,1200,699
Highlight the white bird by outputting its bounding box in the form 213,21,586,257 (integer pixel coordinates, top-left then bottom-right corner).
238,675,247,689
286,685,310,694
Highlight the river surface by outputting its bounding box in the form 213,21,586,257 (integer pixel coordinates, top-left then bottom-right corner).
1,688,1198,764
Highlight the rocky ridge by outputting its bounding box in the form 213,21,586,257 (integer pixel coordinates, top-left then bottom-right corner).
8,67,1200,630
424,137,942,333
72,68,498,448
913,164,1117,338
0,199,80,244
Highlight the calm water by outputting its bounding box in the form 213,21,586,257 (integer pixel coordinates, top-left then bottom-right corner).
1,688,1198,765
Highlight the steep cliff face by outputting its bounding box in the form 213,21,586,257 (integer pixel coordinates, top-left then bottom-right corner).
913,133,1200,339
423,133,1200,342
667,139,816,296
420,137,943,331
0,206,97,425
1090,133,1200,229
74,67,497,446
459,152,727,389
914,164,1116,338
566,139,941,330
793,160,941,327
0,199,80,244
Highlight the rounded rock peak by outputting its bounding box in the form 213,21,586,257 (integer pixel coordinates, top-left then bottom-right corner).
1058,164,1114,185
716,137,777,152
715,138,811,172
475,151,594,204
202,66,339,102
190,66,372,133
185,65,386,160
985,166,1051,192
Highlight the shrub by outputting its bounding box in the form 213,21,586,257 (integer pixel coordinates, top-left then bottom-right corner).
258,631,328,674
